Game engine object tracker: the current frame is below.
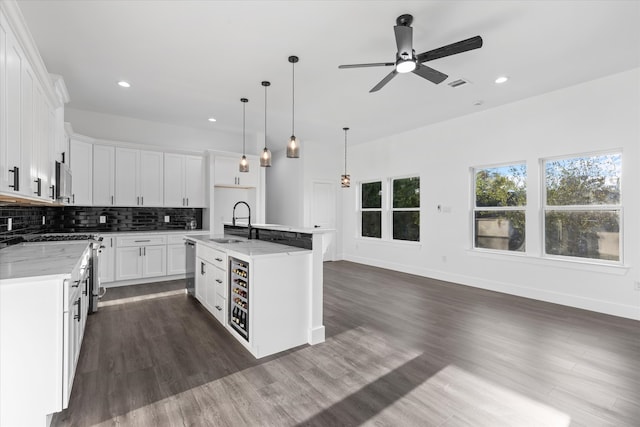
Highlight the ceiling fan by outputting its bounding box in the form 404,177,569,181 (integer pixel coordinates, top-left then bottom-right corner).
338,14,483,93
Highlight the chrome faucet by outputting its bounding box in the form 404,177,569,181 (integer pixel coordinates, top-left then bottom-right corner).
232,201,254,239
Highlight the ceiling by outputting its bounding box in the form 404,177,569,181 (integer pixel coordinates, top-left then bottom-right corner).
16,0,640,147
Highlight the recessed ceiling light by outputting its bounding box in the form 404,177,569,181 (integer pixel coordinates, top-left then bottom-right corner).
117,81,131,88
208,117,217,122
495,76,509,84
473,100,484,106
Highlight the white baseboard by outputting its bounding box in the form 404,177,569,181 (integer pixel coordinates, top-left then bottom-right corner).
103,273,186,288
343,254,640,321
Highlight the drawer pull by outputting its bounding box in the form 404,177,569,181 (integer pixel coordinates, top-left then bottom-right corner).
215,305,222,311
215,257,223,262
134,240,151,242
215,279,223,284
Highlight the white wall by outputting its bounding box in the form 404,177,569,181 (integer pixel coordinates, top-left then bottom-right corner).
342,68,640,320
65,108,259,154
265,147,304,227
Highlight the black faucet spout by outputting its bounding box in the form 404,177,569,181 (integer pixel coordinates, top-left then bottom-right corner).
232,201,252,239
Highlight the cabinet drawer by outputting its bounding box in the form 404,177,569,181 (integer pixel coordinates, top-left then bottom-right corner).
213,267,227,298
197,244,227,270
117,235,167,247
167,234,188,245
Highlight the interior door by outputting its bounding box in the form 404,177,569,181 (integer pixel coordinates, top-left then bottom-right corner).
311,181,337,261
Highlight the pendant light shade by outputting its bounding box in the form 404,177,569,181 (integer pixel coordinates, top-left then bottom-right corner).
341,127,350,188
239,98,249,173
286,55,300,158
260,81,272,167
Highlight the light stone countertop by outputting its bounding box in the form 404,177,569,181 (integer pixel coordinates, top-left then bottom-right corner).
0,242,90,283
186,234,311,259
223,222,335,234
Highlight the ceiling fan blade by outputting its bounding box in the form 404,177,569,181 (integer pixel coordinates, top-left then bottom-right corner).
370,70,398,93
394,25,413,58
412,64,448,84
339,62,394,69
417,35,483,63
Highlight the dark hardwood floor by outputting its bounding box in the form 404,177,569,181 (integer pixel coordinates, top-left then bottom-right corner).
53,261,640,426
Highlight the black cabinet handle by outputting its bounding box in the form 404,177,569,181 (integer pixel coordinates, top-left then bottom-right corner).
74,298,81,321
8,167,19,191
34,178,41,196
50,185,55,199
201,262,206,275
83,279,88,296
72,280,80,288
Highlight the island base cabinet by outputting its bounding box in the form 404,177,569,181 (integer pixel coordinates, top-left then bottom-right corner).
229,253,311,359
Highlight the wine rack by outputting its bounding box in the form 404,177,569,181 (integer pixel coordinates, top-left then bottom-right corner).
229,257,249,341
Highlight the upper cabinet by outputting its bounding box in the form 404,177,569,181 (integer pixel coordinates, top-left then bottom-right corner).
69,138,92,205
164,153,205,207
214,155,258,188
92,144,115,206
0,6,68,202
114,148,163,207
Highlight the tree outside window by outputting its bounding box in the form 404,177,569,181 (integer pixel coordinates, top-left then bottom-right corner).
392,177,420,241
361,181,382,238
474,164,527,252
544,152,621,262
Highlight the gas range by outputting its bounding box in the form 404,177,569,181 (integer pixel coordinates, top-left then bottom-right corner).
26,233,101,243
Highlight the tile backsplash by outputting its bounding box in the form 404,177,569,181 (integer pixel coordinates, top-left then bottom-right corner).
0,206,203,247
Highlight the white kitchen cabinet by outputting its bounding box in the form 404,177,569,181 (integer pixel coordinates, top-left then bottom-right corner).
214,155,258,188
195,243,227,324
115,234,167,281
115,147,163,206
164,153,205,207
167,234,187,275
69,138,93,205
93,144,115,206
99,235,116,284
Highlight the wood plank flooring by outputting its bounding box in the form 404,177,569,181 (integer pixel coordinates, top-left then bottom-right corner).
52,261,640,426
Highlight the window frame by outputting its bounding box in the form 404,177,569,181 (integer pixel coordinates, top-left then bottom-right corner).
541,150,623,264
471,161,527,254
390,175,420,242
359,180,383,239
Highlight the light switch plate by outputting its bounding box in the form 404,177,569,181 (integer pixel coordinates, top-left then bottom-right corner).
99,215,106,224
7,218,12,231
164,216,170,223
42,216,46,225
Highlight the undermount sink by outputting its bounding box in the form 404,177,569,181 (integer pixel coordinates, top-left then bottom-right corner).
210,238,243,244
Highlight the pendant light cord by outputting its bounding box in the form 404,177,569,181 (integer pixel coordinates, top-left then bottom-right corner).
242,101,246,155
264,84,268,149
343,127,349,174
291,60,295,135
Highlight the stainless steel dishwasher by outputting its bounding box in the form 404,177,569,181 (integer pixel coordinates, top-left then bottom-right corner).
185,240,196,296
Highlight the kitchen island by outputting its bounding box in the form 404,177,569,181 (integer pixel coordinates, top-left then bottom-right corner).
186,234,315,358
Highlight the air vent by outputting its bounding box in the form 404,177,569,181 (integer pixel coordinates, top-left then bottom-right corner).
448,78,470,88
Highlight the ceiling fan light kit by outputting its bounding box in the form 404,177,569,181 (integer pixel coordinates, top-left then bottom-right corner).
286,55,300,158
260,81,272,167
338,14,483,92
239,98,249,173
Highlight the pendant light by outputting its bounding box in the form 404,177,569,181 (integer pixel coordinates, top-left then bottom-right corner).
341,127,351,188
239,98,249,173
260,81,272,167
286,55,300,158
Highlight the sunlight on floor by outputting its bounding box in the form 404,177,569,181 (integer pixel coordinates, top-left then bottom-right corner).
370,364,572,426
98,289,186,307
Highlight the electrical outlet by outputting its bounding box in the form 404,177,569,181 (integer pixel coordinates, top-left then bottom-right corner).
42,216,46,225
99,215,106,224
164,215,170,223
7,218,12,231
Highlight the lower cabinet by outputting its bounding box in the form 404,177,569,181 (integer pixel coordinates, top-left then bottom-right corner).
99,235,115,284
195,244,227,325
115,235,167,281
166,235,187,275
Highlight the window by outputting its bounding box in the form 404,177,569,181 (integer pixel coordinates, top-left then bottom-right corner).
473,164,526,252
544,152,621,262
392,177,420,241
360,181,382,238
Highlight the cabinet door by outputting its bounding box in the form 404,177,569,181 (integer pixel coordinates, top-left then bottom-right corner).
184,155,205,206
115,246,142,281
114,147,138,206
213,292,226,324
195,258,206,304
205,262,217,312
166,243,186,275
139,150,163,206
20,60,34,196
2,27,23,193
142,245,166,278
214,156,238,187
69,139,92,205
93,145,115,206
99,236,115,284
164,153,185,207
